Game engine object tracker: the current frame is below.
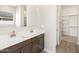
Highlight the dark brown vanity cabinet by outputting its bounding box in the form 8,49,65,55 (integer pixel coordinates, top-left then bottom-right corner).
20,43,32,53
32,34,44,53
32,38,40,53
0,38,32,53
0,34,44,53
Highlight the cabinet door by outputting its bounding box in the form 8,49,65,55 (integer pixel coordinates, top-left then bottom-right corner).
21,43,32,53
32,34,44,53
32,38,40,53
38,37,44,52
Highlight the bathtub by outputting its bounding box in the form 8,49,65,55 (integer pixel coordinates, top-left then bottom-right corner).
0,26,45,50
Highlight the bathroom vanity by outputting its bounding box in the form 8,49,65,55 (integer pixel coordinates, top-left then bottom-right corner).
0,33,44,53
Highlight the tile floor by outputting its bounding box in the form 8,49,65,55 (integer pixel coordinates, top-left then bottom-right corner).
56,35,77,53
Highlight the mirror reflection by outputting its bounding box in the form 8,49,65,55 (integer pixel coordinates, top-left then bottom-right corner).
0,5,27,27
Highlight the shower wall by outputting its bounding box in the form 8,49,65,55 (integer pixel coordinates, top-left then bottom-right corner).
62,6,78,37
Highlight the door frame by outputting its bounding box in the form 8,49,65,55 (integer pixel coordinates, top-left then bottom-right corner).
56,5,62,45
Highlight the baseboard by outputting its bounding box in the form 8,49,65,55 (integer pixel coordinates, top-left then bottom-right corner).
44,48,56,53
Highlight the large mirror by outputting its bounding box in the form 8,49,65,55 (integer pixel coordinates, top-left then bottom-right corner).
0,5,27,27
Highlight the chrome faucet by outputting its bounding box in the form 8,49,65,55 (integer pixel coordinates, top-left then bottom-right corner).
10,30,16,37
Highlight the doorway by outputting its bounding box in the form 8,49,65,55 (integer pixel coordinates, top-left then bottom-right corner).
56,5,78,53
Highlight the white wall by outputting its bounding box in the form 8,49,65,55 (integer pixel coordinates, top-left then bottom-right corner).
27,5,57,53
27,6,40,27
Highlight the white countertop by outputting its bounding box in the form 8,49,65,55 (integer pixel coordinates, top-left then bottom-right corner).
0,28,44,50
